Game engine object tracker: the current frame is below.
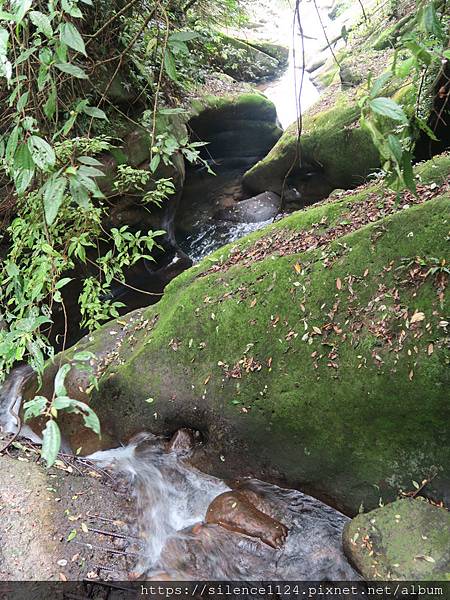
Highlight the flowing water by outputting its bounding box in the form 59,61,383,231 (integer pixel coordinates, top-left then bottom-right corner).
0,369,359,580
176,0,340,263
88,432,360,580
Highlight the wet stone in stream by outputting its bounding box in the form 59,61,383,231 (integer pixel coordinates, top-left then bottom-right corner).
89,431,360,581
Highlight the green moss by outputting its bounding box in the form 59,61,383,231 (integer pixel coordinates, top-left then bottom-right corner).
343,499,450,579
189,91,278,123
54,154,450,513
372,13,414,50
243,101,380,195
245,40,289,66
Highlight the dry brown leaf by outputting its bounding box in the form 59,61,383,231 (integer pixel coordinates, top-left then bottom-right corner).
410,311,425,324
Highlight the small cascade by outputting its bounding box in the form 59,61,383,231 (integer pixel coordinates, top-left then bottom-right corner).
88,432,360,581
0,370,359,581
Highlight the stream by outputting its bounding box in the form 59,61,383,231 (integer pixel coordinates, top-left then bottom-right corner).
0,369,359,580
88,431,359,580
176,0,330,263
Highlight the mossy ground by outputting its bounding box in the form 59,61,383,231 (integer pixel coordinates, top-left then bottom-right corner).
343,498,450,579
55,154,450,514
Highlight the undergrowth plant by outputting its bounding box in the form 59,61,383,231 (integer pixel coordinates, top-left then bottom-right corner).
359,0,449,192
0,0,227,463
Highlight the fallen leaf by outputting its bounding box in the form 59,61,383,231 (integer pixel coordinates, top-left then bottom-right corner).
410,311,425,324
67,529,77,542
81,522,88,533
294,262,302,274
336,278,342,290
59,573,67,582
427,343,434,355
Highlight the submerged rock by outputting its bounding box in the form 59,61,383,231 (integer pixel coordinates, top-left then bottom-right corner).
21,155,450,514
156,479,360,580
343,498,450,580
215,192,281,223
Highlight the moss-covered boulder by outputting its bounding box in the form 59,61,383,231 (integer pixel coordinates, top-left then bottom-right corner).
211,35,288,82
30,155,450,514
343,499,450,580
188,92,282,161
242,101,380,199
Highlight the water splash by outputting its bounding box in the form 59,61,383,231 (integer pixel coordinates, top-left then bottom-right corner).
89,433,229,575
89,433,360,581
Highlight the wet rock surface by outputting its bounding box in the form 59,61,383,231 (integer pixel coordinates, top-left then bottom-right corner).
215,192,281,223
153,478,360,580
88,432,360,581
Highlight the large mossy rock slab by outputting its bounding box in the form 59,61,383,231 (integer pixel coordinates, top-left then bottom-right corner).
29,155,450,514
343,499,450,580
212,35,288,82
189,92,282,161
242,102,380,199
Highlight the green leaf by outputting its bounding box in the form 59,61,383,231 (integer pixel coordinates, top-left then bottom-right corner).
28,135,56,170
444,50,450,60
82,105,108,120
44,175,67,225
77,156,103,166
52,395,73,410
55,277,73,290
169,31,200,42
61,0,83,17
69,175,91,208
59,22,86,56
164,49,178,81
78,165,104,178
14,0,32,24
421,2,442,36
73,350,95,361
29,11,53,37
387,134,403,162
17,91,29,111
55,62,88,79
13,143,35,195
54,363,71,397
0,11,16,21
369,97,407,122
405,41,431,66
67,529,77,542
150,154,161,173
23,396,47,421
81,405,100,435
43,86,57,120
41,419,61,467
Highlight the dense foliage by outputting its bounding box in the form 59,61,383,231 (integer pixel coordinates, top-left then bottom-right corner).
0,0,244,462
358,0,449,191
